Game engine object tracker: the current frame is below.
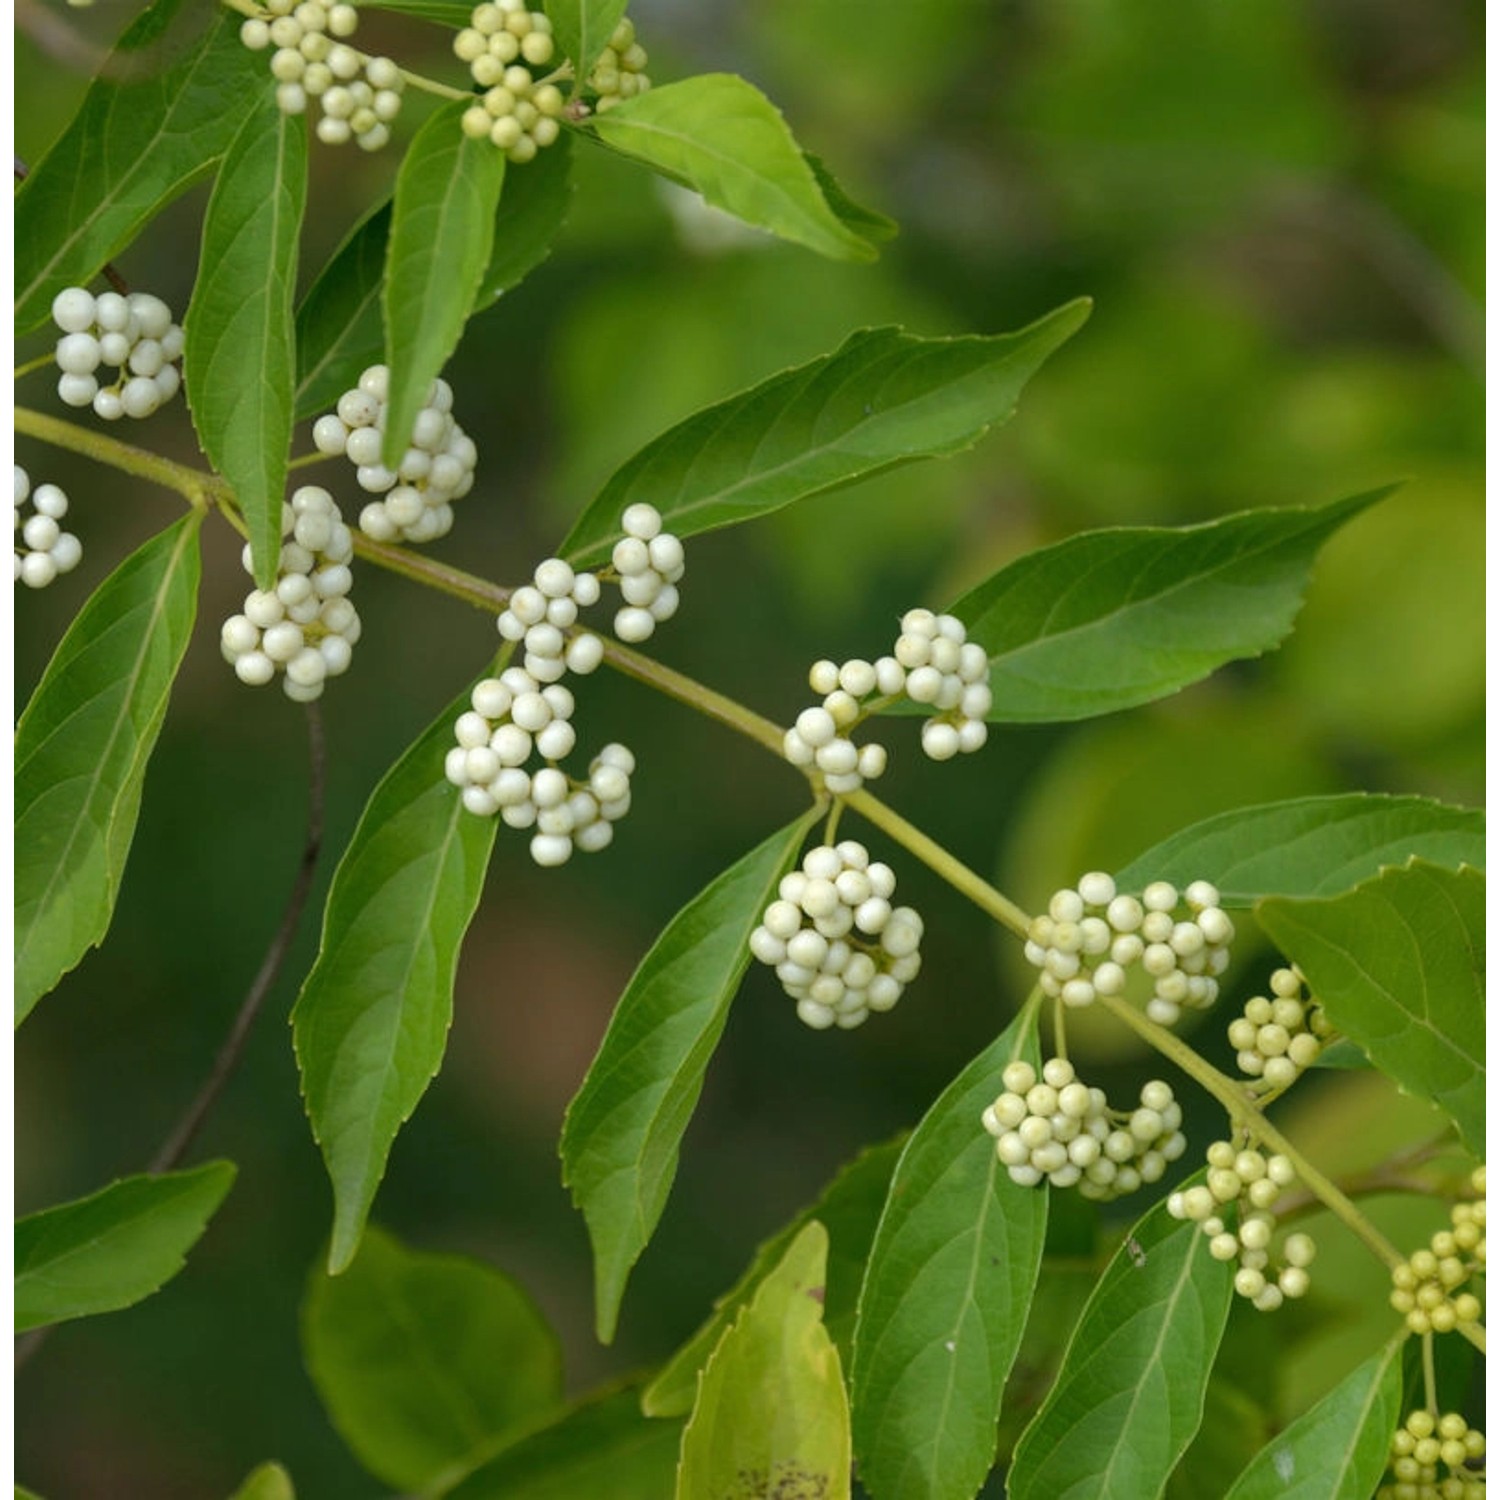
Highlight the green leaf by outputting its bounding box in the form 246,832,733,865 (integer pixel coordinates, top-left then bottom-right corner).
1007,1194,1235,1500
560,811,820,1343
644,1136,903,1417
295,138,571,422
362,0,474,23
441,1383,682,1500
381,100,508,469
1258,861,1484,1154
560,303,1090,568
944,490,1388,723
14,514,203,1023
1222,1337,1404,1499
14,1161,236,1333
17,1487,47,1500
849,1011,1048,1500
804,151,898,244
184,94,307,592
293,677,499,1274
544,0,628,83
14,0,263,332
302,1224,562,1492
587,74,878,262
227,1464,295,1500
677,1222,850,1500
1116,794,1485,905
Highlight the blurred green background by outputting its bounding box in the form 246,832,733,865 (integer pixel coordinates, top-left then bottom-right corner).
14,0,1482,1494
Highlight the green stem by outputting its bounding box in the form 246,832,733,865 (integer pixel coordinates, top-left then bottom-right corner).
1421,1332,1437,1414
286,449,338,471
14,353,53,380
1096,991,1405,1272
13,406,212,510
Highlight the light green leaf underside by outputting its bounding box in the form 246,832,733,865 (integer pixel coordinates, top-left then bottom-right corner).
226,1463,295,1500
677,1221,851,1500
560,811,819,1343
560,302,1090,569
644,1136,902,1418
13,0,263,332
544,0,628,84
381,100,507,469
184,95,307,592
295,137,571,421
14,1161,236,1332
292,676,499,1274
1115,793,1484,905
440,1383,682,1499
850,1011,1047,1500
1223,1337,1404,1499
587,73,876,262
1007,1191,1234,1500
301,1224,562,1492
14,514,203,1023
945,489,1388,723
1257,860,1484,1154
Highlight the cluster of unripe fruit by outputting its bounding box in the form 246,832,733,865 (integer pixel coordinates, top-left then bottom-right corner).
749,841,922,1030
13,468,82,590
1024,872,1233,1026
219,486,360,701
240,0,404,151
586,16,650,110
50,286,183,421
1389,1164,1485,1336
1168,1140,1312,1312
1378,1410,1486,1500
981,1059,1186,1200
312,366,477,544
1227,964,1332,1088
456,2,565,161
781,609,993,794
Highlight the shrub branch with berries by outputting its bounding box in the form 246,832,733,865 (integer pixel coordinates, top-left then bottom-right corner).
13,3,1483,1497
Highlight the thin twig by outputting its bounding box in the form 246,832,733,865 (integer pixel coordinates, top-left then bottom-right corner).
16,705,326,1376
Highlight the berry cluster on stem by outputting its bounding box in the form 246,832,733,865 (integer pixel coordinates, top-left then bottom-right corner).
1390,1165,1486,1335
455,2,566,160
1227,964,1333,1090
1379,1409,1486,1499
13,467,81,589
51,287,183,421
586,16,650,111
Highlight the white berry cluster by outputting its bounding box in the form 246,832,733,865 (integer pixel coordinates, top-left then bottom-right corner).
1168,1141,1310,1312
1379,1410,1486,1500
982,1060,1186,1199
1390,1165,1485,1336
312,366,477,543
219,486,360,701
587,16,650,111
444,671,634,865
1024,872,1234,1025
455,4,564,161
497,556,605,678
603,504,685,642
13,468,82,589
749,841,922,1030
889,609,992,760
1227,965,1332,1088
51,287,183,420
782,661,890,795
240,0,404,151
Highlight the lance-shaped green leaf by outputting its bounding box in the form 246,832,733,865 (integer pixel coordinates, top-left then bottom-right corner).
677,1222,851,1500
1116,794,1484,905
1222,1337,1404,1499
849,1011,1047,1500
805,151,898,245
442,1384,682,1500
302,1224,562,1492
560,303,1089,568
1258,861,1484,1154
293,679,499,1274
227,1464,294,1500
295,138,571,421
560,811,819,1343
14,0,263,331
545,0,628,83
184,95,307,591
942,490,1387,723
587,73,877,262
645,1136,903,1417
15,514,203,1023
14,1161,236,1332
381,101,508,468
1007,1194,1235,1500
